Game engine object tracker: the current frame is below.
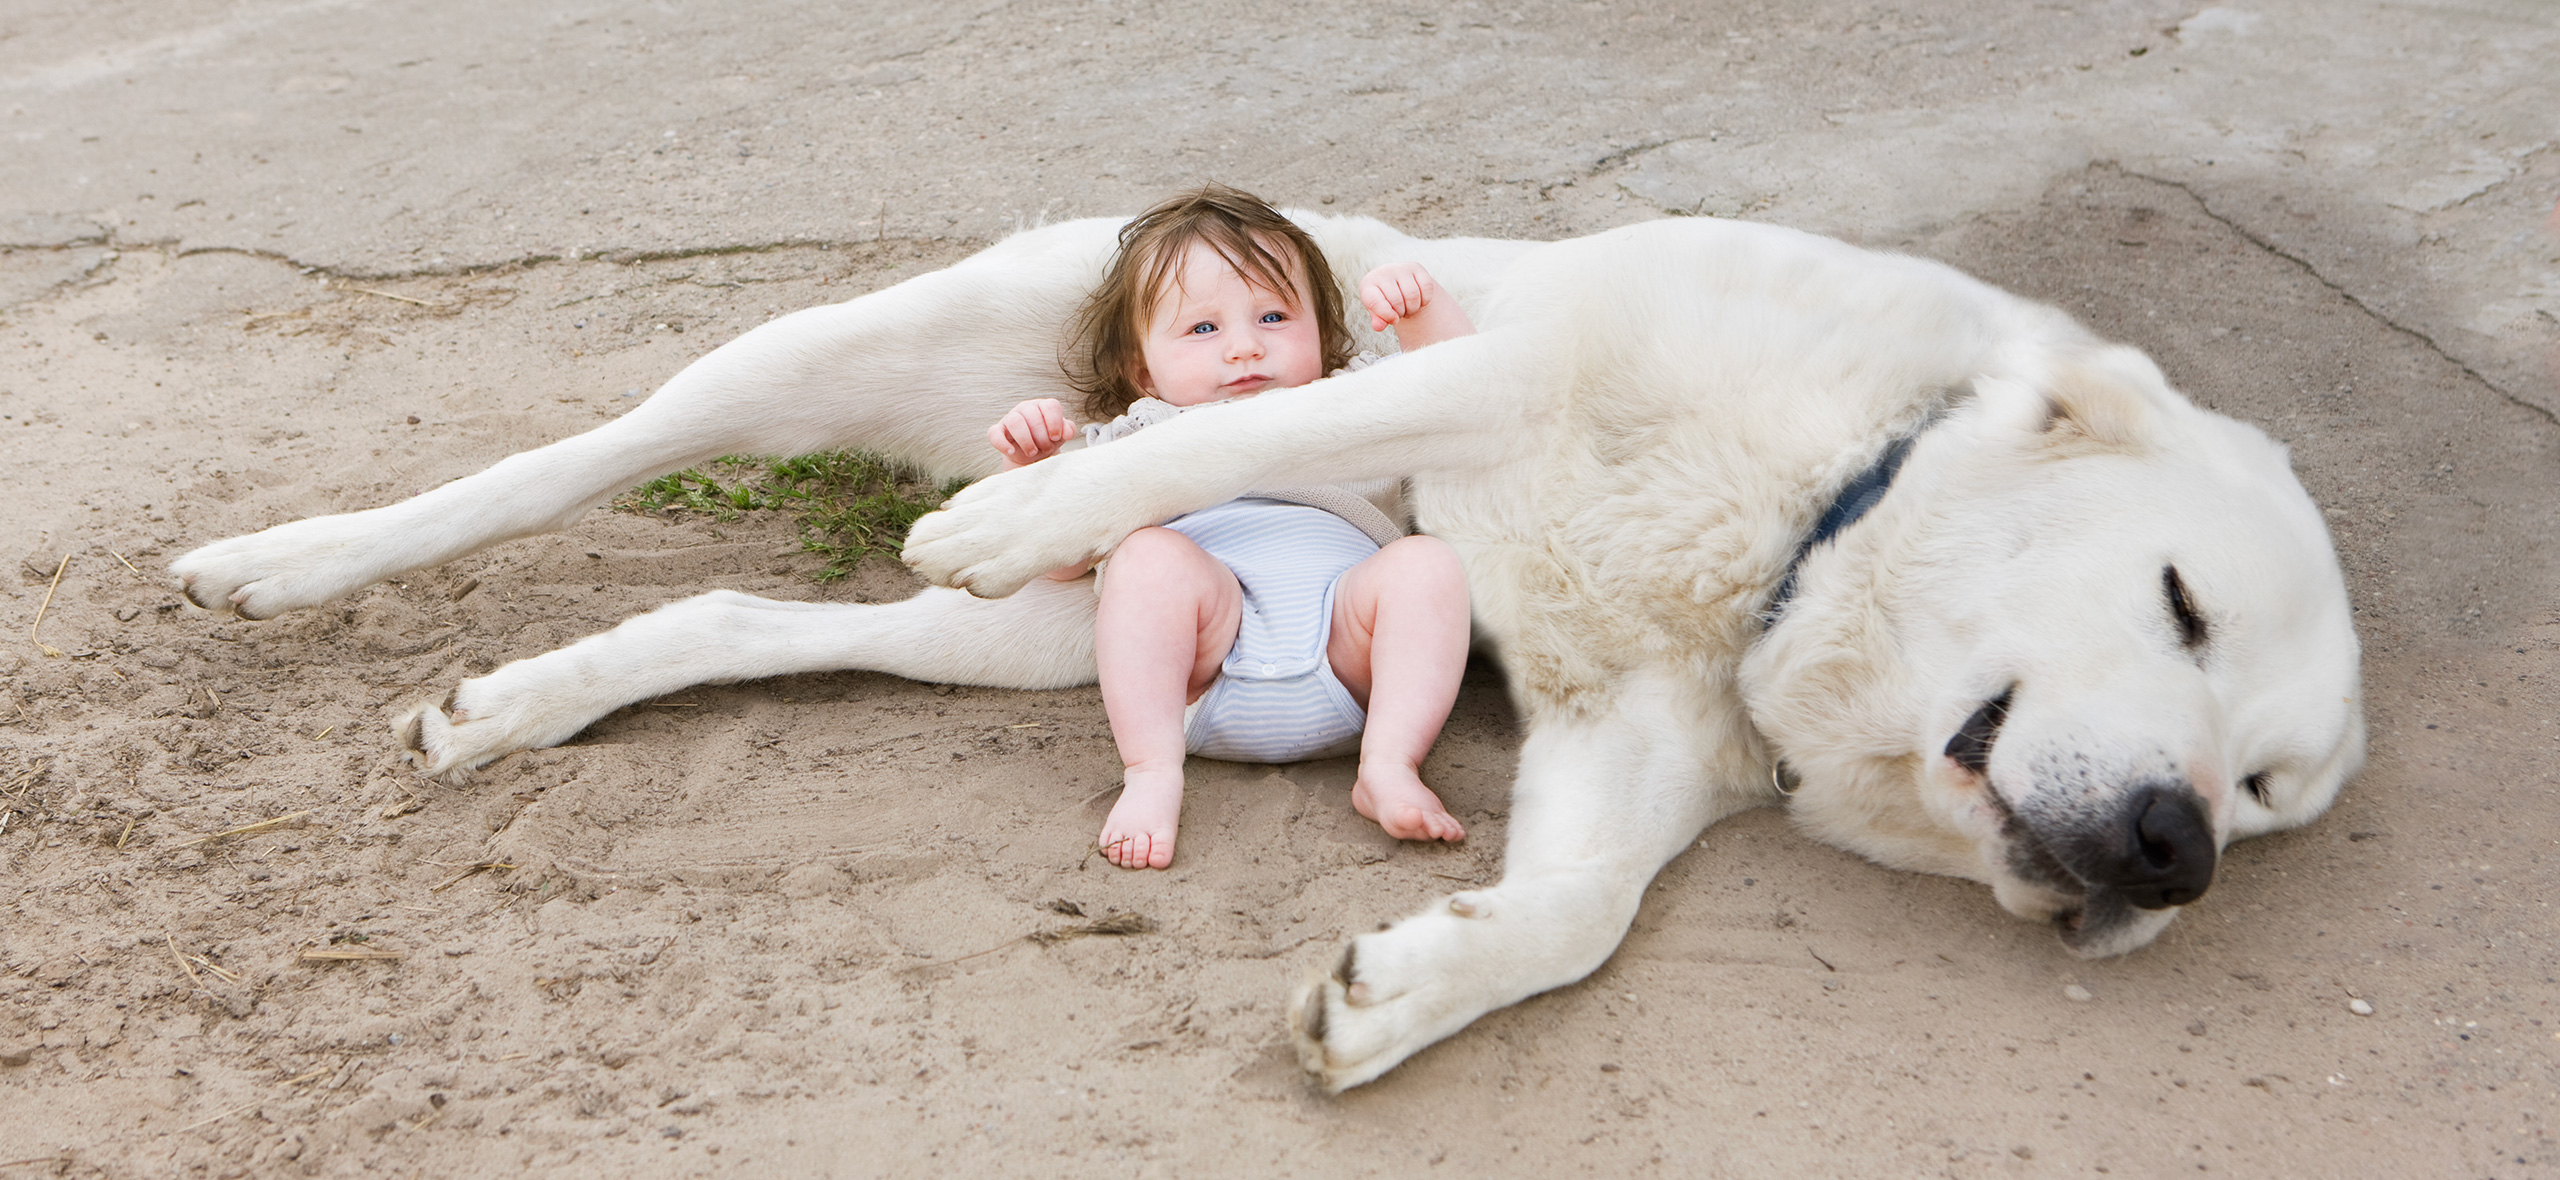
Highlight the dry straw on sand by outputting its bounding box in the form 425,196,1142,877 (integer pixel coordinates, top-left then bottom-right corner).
298,947,405,962
28,553,69,658
169,809,315,849
905,912,1157,971
430,861,517,892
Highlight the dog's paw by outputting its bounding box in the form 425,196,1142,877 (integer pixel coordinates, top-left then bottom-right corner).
172,514,389,619
395,691,506,783
901,464,1105,597
395,662,609,781
1288,908,1490,1092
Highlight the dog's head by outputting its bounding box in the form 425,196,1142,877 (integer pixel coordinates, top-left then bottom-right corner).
1740,347,2365,957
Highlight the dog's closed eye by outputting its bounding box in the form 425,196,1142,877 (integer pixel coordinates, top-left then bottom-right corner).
2163,565,2207,651
1945,687,2014,777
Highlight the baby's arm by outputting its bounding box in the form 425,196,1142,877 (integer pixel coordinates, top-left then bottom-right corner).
1358,262,1476,352
985,398,1093,580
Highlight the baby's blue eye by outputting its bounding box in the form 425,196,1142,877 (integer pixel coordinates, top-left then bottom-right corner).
1188,322,1216,335
1260,311,1286,324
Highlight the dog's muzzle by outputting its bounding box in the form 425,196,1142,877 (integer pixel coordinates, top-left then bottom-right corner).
2037,781,2217,910
1957,691,2219,952
1999,778,2218,954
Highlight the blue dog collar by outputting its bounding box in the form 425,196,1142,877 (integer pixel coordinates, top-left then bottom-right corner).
1761,411,1947,625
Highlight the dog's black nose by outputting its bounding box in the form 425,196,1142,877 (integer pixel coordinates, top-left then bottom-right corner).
2096,784,2217,910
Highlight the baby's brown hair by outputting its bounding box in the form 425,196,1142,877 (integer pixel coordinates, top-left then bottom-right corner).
1068,184,1354,422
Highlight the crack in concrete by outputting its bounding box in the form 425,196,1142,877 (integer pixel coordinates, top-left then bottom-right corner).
0,230,112,251
173,242,561,277
7,231,953,278
2121,166,2559,430
2441,140,2557,213
0,231,965,318
1580,135,1766,218
0,250,127,318
1589,138,1692,173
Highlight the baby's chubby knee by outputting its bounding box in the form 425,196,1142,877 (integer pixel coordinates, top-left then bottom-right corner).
1101,527,1233,603
1372,535,1468,595
1379,534,1461,571
1109,526,1207,571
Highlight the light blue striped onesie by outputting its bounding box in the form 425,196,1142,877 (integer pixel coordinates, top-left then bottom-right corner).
1085,396,1385,763
1163,498,1377,761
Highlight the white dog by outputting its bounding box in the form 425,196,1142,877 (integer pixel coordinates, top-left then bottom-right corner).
173,212,2364,1091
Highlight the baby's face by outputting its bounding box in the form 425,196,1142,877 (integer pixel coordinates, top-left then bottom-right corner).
1133,238,1325,407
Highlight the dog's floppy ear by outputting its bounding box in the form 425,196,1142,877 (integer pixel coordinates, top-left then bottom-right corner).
2038,346,2165,455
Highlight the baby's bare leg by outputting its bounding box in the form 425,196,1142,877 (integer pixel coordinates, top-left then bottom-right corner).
1094,528,1241,869
1327,536,1470,843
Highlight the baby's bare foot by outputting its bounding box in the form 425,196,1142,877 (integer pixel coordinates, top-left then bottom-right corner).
1099,768,1183,869
1351,762,1466,843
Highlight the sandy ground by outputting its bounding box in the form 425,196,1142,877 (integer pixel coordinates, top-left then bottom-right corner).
3,2,2557,1177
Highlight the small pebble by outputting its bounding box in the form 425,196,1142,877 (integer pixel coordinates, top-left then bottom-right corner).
2063,985,2094,1003
2347,999,2375,1016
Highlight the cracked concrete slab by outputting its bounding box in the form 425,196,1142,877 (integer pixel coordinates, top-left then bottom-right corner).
3,2,2556,1177
1611,0,2560,412
6,0,2551,410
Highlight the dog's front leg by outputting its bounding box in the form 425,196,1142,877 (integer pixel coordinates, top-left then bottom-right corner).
906,330,1540,596
1289,670,1747,1091
399,578,1099,779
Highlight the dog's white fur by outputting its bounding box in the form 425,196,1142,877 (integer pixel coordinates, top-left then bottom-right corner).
174,212,2363,1091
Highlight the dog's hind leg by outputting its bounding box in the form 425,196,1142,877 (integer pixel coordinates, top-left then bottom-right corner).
1288,669,1755,1091
399,576,1099,779
174,219,1120,620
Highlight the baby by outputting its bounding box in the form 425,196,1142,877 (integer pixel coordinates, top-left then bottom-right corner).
988,185,1476,869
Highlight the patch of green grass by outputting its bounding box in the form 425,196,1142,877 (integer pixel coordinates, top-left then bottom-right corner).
613,451,966,582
